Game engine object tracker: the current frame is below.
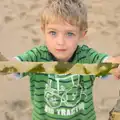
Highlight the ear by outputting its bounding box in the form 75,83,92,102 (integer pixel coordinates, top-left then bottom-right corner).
40,25,45,33
41,26,44,32
82,30,87,37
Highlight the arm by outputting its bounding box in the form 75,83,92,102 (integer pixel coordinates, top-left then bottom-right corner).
103,56,120,63
83,45,109,63
83,45,111,79
0,46,39,79
11,46,41,79
86,46,120,79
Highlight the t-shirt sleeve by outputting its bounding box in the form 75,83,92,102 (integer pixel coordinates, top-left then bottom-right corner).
83,45,110,79
86,46,109,63
14,47,40,78
16,47,39,62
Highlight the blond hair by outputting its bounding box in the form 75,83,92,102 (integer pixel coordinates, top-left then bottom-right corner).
40,0,88,32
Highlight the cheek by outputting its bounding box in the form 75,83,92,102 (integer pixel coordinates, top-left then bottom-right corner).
45,37,56,51
45,39,54,48
45,34,54,45
66,40,78,48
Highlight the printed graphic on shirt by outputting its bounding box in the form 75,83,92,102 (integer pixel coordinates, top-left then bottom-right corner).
44,74,87,116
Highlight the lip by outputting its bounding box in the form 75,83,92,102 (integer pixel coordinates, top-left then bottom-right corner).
56,49,66,51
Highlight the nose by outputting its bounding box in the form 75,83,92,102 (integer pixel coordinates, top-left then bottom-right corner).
56,34,65,45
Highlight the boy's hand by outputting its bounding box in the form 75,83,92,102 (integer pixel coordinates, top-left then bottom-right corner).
110,66,120,80
103,56,120,80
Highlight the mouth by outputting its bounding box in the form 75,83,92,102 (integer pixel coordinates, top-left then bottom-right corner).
56,49,66,52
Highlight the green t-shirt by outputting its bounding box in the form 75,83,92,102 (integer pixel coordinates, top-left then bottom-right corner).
16,45,108,120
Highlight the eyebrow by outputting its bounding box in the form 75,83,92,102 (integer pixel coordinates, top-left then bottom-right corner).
47,28,57,31
47,28,77,33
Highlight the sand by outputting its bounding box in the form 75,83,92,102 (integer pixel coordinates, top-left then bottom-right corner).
0,0,120,119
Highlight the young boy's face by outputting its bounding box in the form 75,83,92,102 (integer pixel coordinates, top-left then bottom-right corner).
43,20,85,61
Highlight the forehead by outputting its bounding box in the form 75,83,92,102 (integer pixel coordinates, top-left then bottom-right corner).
45,18,80,31
46,21,79,32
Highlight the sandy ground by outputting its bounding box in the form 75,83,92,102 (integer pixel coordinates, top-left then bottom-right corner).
0,0,120,119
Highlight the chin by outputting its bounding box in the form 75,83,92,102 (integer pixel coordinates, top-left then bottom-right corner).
55,56,69,61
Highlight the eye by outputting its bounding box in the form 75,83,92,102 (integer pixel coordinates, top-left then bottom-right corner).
67,32,75,37
49,31,56,36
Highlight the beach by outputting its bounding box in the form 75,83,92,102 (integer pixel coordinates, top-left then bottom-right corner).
0,0,120,119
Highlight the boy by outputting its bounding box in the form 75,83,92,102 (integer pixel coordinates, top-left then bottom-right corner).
1,0,120,120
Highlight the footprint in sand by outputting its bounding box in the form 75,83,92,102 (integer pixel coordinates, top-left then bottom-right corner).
19,12,27,19
107,20,119,28
9,100,29,110
22,24,34,30
32,38,41,45
30,3,41,10
4,16,14,23
4,112,14,120
101,30,111,36
2,100,31,120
